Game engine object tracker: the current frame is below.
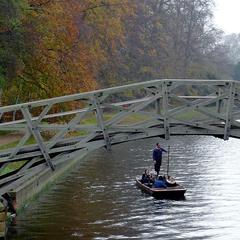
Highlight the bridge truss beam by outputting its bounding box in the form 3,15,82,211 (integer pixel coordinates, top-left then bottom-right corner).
0,79,240,198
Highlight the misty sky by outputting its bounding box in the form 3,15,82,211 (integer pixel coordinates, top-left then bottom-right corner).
214,0,240,34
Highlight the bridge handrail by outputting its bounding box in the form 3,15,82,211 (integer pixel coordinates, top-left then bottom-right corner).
0,79,238,113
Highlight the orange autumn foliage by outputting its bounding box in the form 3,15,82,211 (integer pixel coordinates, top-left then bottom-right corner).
2,0,134,105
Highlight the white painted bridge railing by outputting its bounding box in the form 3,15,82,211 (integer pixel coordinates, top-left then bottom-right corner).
0,79,240,196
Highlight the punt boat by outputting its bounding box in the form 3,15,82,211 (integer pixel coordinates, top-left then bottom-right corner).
136,177,186,199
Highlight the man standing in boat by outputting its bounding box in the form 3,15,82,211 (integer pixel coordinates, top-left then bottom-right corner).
152,143,167,176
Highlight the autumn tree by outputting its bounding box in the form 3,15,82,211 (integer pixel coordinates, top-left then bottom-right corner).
0,0,28,104
0,0,236,106
2,0,134,103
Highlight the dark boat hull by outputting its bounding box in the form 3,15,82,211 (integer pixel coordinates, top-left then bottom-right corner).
136,178,186,199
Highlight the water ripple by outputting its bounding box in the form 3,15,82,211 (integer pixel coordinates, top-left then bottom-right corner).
7,136,240,240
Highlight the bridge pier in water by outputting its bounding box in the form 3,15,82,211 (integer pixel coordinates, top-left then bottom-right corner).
0,79,240,214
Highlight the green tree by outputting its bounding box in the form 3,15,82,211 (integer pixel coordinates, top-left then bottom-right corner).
0,0,28,104
232,62,240,80
224,33,240,64
108,0,224,82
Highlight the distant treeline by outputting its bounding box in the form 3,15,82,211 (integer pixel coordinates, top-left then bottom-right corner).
0,0,239,105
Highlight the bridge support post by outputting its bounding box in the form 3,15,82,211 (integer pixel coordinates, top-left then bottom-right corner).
224,82,235,140
93,96,111,151
162,82,170,140
216,88,224,114
156,98,161,114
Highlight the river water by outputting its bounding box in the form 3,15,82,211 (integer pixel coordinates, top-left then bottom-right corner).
7,136,240,240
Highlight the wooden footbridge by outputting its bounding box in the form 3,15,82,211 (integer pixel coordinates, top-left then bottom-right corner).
0,79,240,207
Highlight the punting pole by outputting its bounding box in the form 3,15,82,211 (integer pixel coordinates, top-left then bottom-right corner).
167,145,170,176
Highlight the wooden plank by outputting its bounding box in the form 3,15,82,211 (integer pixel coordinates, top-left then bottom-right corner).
21,107,55,171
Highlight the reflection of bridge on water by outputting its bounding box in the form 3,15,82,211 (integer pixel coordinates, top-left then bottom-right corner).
0,79,240,205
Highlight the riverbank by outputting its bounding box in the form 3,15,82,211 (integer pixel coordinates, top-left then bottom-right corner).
0,132,23,146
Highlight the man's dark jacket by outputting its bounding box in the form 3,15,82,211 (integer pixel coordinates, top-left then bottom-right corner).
153,147,167,163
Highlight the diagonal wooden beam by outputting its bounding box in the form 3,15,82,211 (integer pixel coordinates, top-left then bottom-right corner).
36,104,53,124
8,129,31,159
92,96,111,151
46,108,92,150
168,93,228,117
8,104,53,160
106,93,163,127
21,107,55,171
197,106,240,128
